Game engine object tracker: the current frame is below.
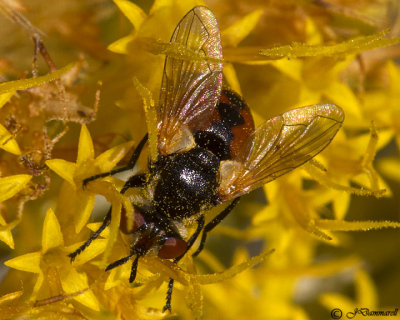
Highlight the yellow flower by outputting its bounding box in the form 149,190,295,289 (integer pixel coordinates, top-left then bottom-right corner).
5,208,101,311
1,1,400,319
46,124,133,233
0,174,32,248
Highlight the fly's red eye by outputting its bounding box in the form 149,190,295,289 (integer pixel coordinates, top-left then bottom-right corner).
158,237,187,259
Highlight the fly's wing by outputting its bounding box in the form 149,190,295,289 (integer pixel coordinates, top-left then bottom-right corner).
158,6,223,155
218,104,344,201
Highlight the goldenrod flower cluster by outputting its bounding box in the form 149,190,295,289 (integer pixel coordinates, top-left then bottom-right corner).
0,0,399,319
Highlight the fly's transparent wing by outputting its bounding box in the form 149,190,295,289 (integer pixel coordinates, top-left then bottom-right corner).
219,104,344,200
158,6,223,155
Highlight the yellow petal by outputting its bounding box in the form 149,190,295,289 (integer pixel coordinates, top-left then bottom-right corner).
87,222,110,238
0,230,14,249
275,256,361,277
355,269,377,307
149,0,173,14
95,141,134,172
101,200,122,266
60,268,100,311
221,9,264,47
104,262,131,290
333,192,350,220
0,174,31,203
42,208,64,253
68,239,107,266
0,214,14,249
0,63,75,94
4,252,42,273
223,63,242,95
114,0,146,30
74,193,95,233
77,124,94,164
0,91,15,108
46,159,76,187
107,34,136,54
377,157,400,182
31,272,44,301
133,77,158,161
0,123,21,155
319,292,355,313
0,290,23,304
304,18,323,45
324,81,362,118
270,59,303,82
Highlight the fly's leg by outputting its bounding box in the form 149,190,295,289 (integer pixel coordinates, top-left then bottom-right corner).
163,199,239,312
83,133,148,187
192,197,240,257
163,279,175,313
105,254,140,283
162,215,205,312
69,207,111,261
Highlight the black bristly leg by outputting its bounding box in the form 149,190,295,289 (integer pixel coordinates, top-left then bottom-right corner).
192,197,240,258
163,279,174,313
120,173,147,194
69,207,112,262
83,133,148,187
163,201,239,312
129,255,140,283
162,215,205,312
177,214,205,260
105,253,134,272
104,253,139,283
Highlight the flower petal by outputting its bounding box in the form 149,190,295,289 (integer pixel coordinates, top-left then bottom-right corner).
333,192,350,220
42,208,64,253
378,157,400,182
223,63,242,95
95,141,134,172
60,268,100,311
114,0,146,30
221,9,264,47
0,91,15,108
133,77,158,161
4,252,42,273
107,34,136,54
0,214,14,249
87,222,110,238
0,174,31,203
355,269,377,307
74,193,95,233
68,239,107,266
0,123,21,155
31,272,44,301
324,81,362,118
104,263,131,290
46,159,76,187
77,124,94,164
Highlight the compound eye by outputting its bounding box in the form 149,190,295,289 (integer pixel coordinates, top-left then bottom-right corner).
158,237,187,259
